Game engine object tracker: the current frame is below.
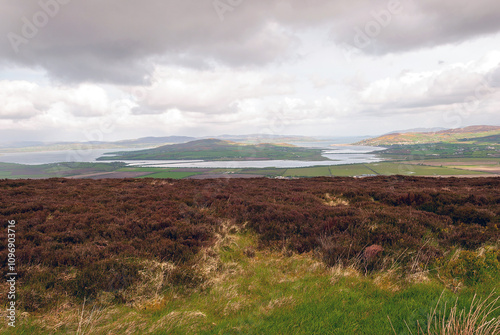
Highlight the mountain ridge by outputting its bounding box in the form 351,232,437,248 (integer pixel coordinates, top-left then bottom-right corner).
356,125,500,146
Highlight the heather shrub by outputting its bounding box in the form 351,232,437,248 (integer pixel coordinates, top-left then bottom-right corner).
1,176,500,306
71,259,141,300
439,249,500,286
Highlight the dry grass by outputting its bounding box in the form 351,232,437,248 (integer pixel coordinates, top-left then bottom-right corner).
329,263,361,285
323,193,349,206
128,260,176,309
374,269,403,292
394,291,500,335
147,311,208,334
76,298,106,335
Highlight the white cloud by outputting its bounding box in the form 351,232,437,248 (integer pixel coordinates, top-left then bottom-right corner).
358,51,500,114
128,67,296,115
0,81,112,121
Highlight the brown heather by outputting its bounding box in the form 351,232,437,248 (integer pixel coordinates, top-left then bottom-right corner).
0,176,499,310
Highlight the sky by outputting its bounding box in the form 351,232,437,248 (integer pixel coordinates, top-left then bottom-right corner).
1,0,500,142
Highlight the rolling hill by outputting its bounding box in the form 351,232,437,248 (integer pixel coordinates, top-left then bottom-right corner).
356,125,500,146
98,139,328,161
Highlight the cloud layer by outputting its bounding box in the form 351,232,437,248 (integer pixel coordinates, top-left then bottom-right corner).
1,1,500,141
2,0,500,84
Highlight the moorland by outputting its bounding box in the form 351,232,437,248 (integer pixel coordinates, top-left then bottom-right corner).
1,176,499,334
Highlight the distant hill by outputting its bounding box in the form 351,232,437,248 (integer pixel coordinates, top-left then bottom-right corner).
212,134,318,143
115,136,196,146
457,134,500,144
384,127,448,135
98,139,328,161
0,135,318,153
356,125,500,146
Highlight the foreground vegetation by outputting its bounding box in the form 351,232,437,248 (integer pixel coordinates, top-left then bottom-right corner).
1,177,499,333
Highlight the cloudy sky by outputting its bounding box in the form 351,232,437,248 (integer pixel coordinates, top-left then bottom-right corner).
1,0,500,142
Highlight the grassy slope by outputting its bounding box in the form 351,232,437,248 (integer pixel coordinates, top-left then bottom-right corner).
357,126,500,146
378,142,500,159
97,139,328,162
284,166,332,177
138,171,204,179
4,231,498,335
0,162,127,179
355,126,500,162
366,162,485,176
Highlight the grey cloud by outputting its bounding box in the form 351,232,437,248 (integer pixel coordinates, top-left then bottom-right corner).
330,0,500,55
360,63,500,116
1,0,500,84
489,65,500,87
0,0,296,84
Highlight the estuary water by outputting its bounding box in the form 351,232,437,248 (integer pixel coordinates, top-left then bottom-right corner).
0,143,385,168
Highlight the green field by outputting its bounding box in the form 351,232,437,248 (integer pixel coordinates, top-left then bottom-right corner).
0,159,497,180
239,168,287,176
284,166,332,177
138,171,204,179
366,162,485,176
328,164,376,176
407,157,500,164
379,142,500,160
0,162,128,179
117,167,171,173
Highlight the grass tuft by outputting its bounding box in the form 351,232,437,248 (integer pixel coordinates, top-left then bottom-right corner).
400,291,500,335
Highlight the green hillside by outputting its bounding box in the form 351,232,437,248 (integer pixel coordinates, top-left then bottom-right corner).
356,125,500,146
97,139,328,161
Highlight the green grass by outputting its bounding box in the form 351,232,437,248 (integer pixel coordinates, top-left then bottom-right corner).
379,142,500,159
357,128,500,146
99,139,328,162
0,159,497,181
117,167,171,172
0,162,128,179
366,162,486,176
2,231,499,334
284,166,331,177
328,165,376,176
138,171,204,179
413,158,500,164
210,168,242,174
239,168,287,176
